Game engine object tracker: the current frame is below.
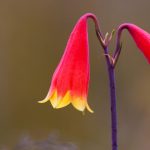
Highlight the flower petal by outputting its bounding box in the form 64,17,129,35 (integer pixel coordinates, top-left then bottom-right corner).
72,96,93,113
39,13,98,113
118,23,150,63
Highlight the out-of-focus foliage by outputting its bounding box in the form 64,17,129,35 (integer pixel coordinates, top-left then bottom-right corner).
1,134,77,150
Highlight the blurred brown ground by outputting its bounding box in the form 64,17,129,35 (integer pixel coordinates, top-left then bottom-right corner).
0,0,150,150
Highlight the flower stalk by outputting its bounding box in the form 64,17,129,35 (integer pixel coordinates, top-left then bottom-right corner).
105,48,118,150
107,58,118,150
97,37,118,150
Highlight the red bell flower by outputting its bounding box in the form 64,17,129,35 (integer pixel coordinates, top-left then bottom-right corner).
39,13,98,113
118,23,150,63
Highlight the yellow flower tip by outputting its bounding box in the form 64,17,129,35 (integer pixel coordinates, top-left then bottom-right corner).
38,90,57,105
86,101,94,113
48,90,70,109
38,90,94,113
38,98,49,104
72,97,94,113
55,91,71,108
38,90,55,104
49,90,60,108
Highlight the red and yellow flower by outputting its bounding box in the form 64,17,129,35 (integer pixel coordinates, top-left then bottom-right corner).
39,13,97,113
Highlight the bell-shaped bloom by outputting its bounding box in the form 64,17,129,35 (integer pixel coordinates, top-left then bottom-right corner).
39,13,97,113
118,23,150,63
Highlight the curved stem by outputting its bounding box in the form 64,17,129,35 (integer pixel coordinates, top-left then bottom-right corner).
113,24,129,67
87,13,106,48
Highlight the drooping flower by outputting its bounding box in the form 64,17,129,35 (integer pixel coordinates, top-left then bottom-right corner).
118,23,150,63
39,13,98,113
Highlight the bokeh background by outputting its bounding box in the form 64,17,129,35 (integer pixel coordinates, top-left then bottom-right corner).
0,0,150,149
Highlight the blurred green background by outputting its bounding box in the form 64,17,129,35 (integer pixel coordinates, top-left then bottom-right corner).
0,0,150,149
